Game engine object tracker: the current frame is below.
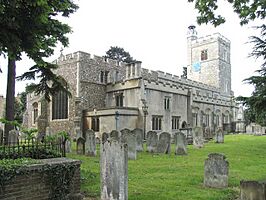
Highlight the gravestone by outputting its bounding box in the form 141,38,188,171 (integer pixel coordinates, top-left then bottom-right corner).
215,128,224,143
193,127,204,148
204,127,212,140
146,131,158,153
110,130,119,141
102,132,109,143
132,128,143,152
8,130,19,146
174,132,187,155
101,139,128,200
121,128,137,160
157,132,171,154
180,128,193,145
76,137,85,155
65,140,72,153
85,129,96,156
240,180,266,200
204,153,229,188
37,132,46,142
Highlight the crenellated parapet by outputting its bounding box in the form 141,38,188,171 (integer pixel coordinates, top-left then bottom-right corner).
190,33,230,45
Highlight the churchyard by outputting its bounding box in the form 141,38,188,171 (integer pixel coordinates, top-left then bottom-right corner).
69,134,266,200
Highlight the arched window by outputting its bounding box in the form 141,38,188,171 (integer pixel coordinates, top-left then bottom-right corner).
33,102,38,124
52,90,68,120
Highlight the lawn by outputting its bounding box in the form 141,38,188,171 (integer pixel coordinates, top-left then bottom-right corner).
67,134,266,200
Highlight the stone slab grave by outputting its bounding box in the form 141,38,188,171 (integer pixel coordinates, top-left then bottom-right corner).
132,128,143,152
204,153,229,188
174,132,187,155
76,137,85,155
102,132,109,144
157,132,171,154
146,131,158,153
193,127,204,148
215,127,224,143
85,129,96,156
101,138,128,200
8,130,19,146
121,128,137,160
240,180,266,200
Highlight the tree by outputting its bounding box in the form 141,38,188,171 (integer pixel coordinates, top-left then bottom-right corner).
0,0,78,144
188,0,266,26
105,46,136,63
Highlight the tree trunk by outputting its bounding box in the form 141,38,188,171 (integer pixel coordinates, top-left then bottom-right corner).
4,58,16,145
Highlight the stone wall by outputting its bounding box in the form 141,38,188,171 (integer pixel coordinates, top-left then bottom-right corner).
0,158,82,200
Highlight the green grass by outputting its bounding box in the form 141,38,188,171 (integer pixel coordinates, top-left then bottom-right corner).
67,135,266,200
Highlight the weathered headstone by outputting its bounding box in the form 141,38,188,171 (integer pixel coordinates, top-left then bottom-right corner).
204,127,212,140
240,180,266,200
121,128,137,160
65,140,72,153
193,127,204,148
102,132,109,143
215,128,224,143
110,130,119,141
101,139,128,200
174,132,187,155
180,128,193,145
146,131,158,153
157,132,171,154
85,129,96,156
8,130,19,146
132,128,143,152
76,137,85,155
204,153,229,188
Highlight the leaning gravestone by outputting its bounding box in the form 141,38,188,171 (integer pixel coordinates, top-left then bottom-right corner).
85,129,96,156
157,132,171,154
110,130,120,141
204,153,229,188
146,131,158,153
8,130,19,146
102,132,109,143
174,132,187,155
215,128,224,143
132,128,143,152
101,138,128,200
240,180,266,200
76,137,85,155
121,128,137,160
193,127,204,148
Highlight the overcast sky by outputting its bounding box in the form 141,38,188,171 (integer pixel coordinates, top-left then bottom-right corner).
0,0,263,97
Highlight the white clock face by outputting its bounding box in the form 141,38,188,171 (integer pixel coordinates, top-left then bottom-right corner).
192,62,201,72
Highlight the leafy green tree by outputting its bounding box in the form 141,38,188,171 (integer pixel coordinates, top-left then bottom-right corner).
188,0,266,26
0,0,78,144
105,46,136,63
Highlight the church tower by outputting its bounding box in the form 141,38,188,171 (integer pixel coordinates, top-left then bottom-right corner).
187,26,231,96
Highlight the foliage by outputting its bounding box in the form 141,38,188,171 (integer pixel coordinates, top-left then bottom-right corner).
104,46,136,63
188,0,266,26
0,118,21,129
68,135,266,200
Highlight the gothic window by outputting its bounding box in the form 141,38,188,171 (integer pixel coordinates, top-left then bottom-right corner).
100,71,104,83
100,71,109,83
201,49,208,61
172,116,180,130
164,97,170,110
206,114,210,127
216,115,220,126
33,102,38,124
192,113,198,126
105,71,109,83
152,116,162,130
115,93,123,107
52,90,68,120
91,117,100,132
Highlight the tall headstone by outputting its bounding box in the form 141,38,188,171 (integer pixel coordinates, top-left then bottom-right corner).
174,132,187,155
110,130,119,141
76,137,85,155
146,131,158,153
240,180,266,200
215,128,224,143
132,128,143,152
85,129,96,156
8,130,19,146
101,139,128,200
204,153,229,188
157,132,171,154
193,127,204,148
121,128,137,160
102,132,109,144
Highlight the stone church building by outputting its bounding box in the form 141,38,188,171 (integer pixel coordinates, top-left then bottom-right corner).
23,28,239,139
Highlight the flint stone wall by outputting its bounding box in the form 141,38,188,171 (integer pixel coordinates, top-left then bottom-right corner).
101,139,128,200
